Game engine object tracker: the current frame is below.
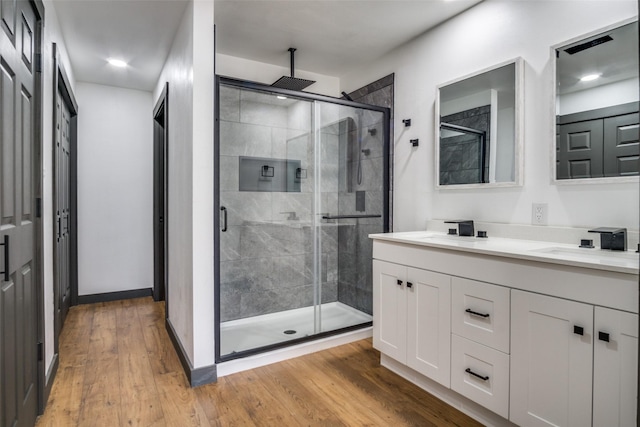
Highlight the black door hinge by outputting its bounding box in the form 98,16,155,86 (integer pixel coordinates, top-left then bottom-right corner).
36,197,41,218
35,54,42,73
37,341,43,361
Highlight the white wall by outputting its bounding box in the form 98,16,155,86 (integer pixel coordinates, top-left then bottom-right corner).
153,0,215,370
340,0,639,232
559,78,639,115
191,0,215,370
76,82,153,295
217,53,340,97
42,0,75,377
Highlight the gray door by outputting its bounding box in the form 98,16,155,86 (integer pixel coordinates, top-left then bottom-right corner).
153,109,166,302
557,119,604,179
0,0,39,426
153,84,167,304
55,89,71,326
603,112,639,177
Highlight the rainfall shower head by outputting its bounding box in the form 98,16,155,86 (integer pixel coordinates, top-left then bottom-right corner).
271,48,316,91
564,35,613,55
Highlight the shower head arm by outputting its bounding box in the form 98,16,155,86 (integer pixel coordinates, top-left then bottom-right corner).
288,47,296,78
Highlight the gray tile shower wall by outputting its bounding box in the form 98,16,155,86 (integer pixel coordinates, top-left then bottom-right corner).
337,74,394,314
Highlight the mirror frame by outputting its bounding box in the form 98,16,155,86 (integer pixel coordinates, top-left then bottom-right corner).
435,57,524,189
551,17,639,186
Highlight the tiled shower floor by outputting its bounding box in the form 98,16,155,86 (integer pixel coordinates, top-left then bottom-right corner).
220,302,372,356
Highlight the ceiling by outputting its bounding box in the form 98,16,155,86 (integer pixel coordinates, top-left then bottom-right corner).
53,0,482,92
557,21,638,95
53,0,190,91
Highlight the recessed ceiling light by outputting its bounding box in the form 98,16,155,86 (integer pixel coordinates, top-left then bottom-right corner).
276,95,287,100
107,58,127,68
580,73,601,82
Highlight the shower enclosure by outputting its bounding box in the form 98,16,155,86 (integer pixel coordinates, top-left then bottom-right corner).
215,77,390,361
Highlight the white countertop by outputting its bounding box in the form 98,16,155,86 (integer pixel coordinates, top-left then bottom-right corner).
369,231,639,275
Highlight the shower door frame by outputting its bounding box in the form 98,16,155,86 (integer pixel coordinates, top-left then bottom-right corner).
214,76,391,363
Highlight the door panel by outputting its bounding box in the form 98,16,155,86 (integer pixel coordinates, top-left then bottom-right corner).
0,1,39,426
372,260,406,362
406,267,450,387
1,61,16,222
510,290,593,427
2,278,18,427
21,88,31,218
557,120,604,179
593,307,638,426
603,113,639,177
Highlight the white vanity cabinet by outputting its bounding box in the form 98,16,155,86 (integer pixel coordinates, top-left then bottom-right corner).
373,260,451,387
370,233,639,427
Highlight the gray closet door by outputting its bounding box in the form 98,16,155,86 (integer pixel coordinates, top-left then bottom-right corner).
557,120,604,179
0,1,39,426
603,112,639,177
55,89,71,326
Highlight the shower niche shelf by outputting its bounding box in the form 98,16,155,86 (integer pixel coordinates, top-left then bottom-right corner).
239,156,302,192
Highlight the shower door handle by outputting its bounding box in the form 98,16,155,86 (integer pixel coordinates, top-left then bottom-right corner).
220,206,228,232
0,235,8,282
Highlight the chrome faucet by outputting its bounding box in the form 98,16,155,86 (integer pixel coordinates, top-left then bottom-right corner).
588,227,627,251
445,220,475,237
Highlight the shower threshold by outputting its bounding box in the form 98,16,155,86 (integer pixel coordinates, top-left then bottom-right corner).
220,302,372,356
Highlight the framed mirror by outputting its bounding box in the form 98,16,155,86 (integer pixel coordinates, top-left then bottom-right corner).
435,58,523,188
554,20,639,182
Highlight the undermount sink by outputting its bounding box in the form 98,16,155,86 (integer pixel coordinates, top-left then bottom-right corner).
531,246,639,262
413,233,485,242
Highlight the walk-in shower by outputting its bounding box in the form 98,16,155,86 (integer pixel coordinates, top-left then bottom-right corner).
215,77,390,361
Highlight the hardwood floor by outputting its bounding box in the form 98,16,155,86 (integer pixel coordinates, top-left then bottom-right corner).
36,297,482,426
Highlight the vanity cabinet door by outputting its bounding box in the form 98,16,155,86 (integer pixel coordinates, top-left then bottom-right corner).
593,307,638,427
406,268,451,387
373,260,407,363
510,290,593,427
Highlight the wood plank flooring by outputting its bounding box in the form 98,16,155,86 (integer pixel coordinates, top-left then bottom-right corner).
36,297,482,426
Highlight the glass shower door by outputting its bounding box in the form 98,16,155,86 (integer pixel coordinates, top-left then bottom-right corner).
314,100,386,332
218,84,318,357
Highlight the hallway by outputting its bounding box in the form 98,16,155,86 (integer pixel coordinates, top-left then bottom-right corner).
35,298,481,426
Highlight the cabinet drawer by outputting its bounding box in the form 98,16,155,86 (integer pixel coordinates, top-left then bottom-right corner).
451,334,510,419
452,277,510,353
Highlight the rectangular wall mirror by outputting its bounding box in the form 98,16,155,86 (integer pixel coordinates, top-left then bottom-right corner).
555,20,639,182
436,58,523,188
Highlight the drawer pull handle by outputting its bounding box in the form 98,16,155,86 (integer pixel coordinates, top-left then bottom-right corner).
465,308,490,318
406,282,413,288
598,331,610,342
574,325,584,336
396,279,403,286
465,368,489,381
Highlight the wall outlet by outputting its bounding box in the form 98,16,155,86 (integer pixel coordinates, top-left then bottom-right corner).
532,203,548,225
